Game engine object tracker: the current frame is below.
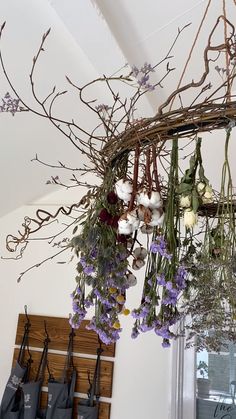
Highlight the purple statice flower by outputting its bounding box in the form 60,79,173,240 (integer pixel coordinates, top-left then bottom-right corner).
162,339,171,348
156,274,166,286
84,298,94,309
76,286,82,295
165,281,173,291
131,65,139,77
145,295,151,303
131,327,140,339
175,266,188,290
83,265,95,275
131,309,142,319
155,326,172,339
138,74,150,87
141,62,155,73
147,278,153,286
93,288,101,298
139,322,154,333
150,237,172,260
79,257,87,268
0,92,23,116
90,247,98,259
162,288,179,306
145,83,155,91
140,304,150,317
69,316,81,329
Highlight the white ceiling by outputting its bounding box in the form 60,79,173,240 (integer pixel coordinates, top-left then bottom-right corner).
0,0,236,217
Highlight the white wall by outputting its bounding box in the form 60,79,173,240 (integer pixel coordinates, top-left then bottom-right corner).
0,187,172,419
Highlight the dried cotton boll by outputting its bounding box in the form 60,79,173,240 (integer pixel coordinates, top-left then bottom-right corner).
184,209,198,228
118,219,133,235
137,205,145,221
180,195,191,208
132,258,145,270
115,179,133,195
149,191,163,209
149,209,161,226
136,191,150,207
156,211,165,226
126,210,140,231
126,273,137,286
133,247,148,260
117,190,132,203
140,224,154,234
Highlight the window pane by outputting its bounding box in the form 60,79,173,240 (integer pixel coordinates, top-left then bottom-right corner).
196,344,236,418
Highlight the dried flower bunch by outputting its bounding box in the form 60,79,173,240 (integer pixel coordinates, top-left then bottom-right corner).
1,2,236,350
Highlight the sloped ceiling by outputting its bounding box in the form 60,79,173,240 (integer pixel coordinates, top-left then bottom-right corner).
0,0,235,217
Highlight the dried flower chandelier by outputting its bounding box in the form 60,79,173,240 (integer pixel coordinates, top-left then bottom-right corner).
1,0,236,351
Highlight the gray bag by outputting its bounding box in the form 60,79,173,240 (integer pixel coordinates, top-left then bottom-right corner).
46,331,76,419
22,329,50,419
77,344,103,419
0,310,32,419
77,401,98,419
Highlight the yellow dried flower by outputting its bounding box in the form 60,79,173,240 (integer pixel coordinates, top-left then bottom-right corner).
109,287,117,294
122,308,130,316
116,295,125,304
112,321,121,329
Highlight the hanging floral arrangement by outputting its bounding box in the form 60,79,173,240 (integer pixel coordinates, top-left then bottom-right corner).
1,2,236,351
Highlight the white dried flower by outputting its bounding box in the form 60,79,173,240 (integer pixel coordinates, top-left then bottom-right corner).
126,210,140,231
184,209,198,228
156,212,165,226
115,179,133,202
118,219,133,235
149,209,161,226
180,195,191,208
137,189,162,209
197,182,206,195
149,191,162,209
116,190,132,203
137,190,150,207
202,184,213,204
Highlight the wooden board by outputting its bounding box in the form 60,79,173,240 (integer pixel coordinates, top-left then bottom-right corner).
16,314,115,357
13,314,115,419
13,348,113,398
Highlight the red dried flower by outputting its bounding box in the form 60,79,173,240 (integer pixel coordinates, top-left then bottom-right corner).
107,191,118,204
99,208,112,223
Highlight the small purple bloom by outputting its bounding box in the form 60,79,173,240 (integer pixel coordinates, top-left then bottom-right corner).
165,281,173,291
131,65,139,77
138,75,150,86
150,237,172,260
141,62,155,73
131,328,140,339
84,265,95,275
79,257,86,268
162,339,171,348
156,274,166,286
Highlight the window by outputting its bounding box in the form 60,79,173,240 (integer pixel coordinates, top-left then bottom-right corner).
171,339,236,419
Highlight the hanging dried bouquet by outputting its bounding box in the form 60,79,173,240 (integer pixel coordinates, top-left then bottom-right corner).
1,2,236,351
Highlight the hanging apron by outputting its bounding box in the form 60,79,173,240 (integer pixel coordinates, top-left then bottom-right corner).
22,335,50,419
0,318,32,419
77,344,103,419
46,331,76,419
